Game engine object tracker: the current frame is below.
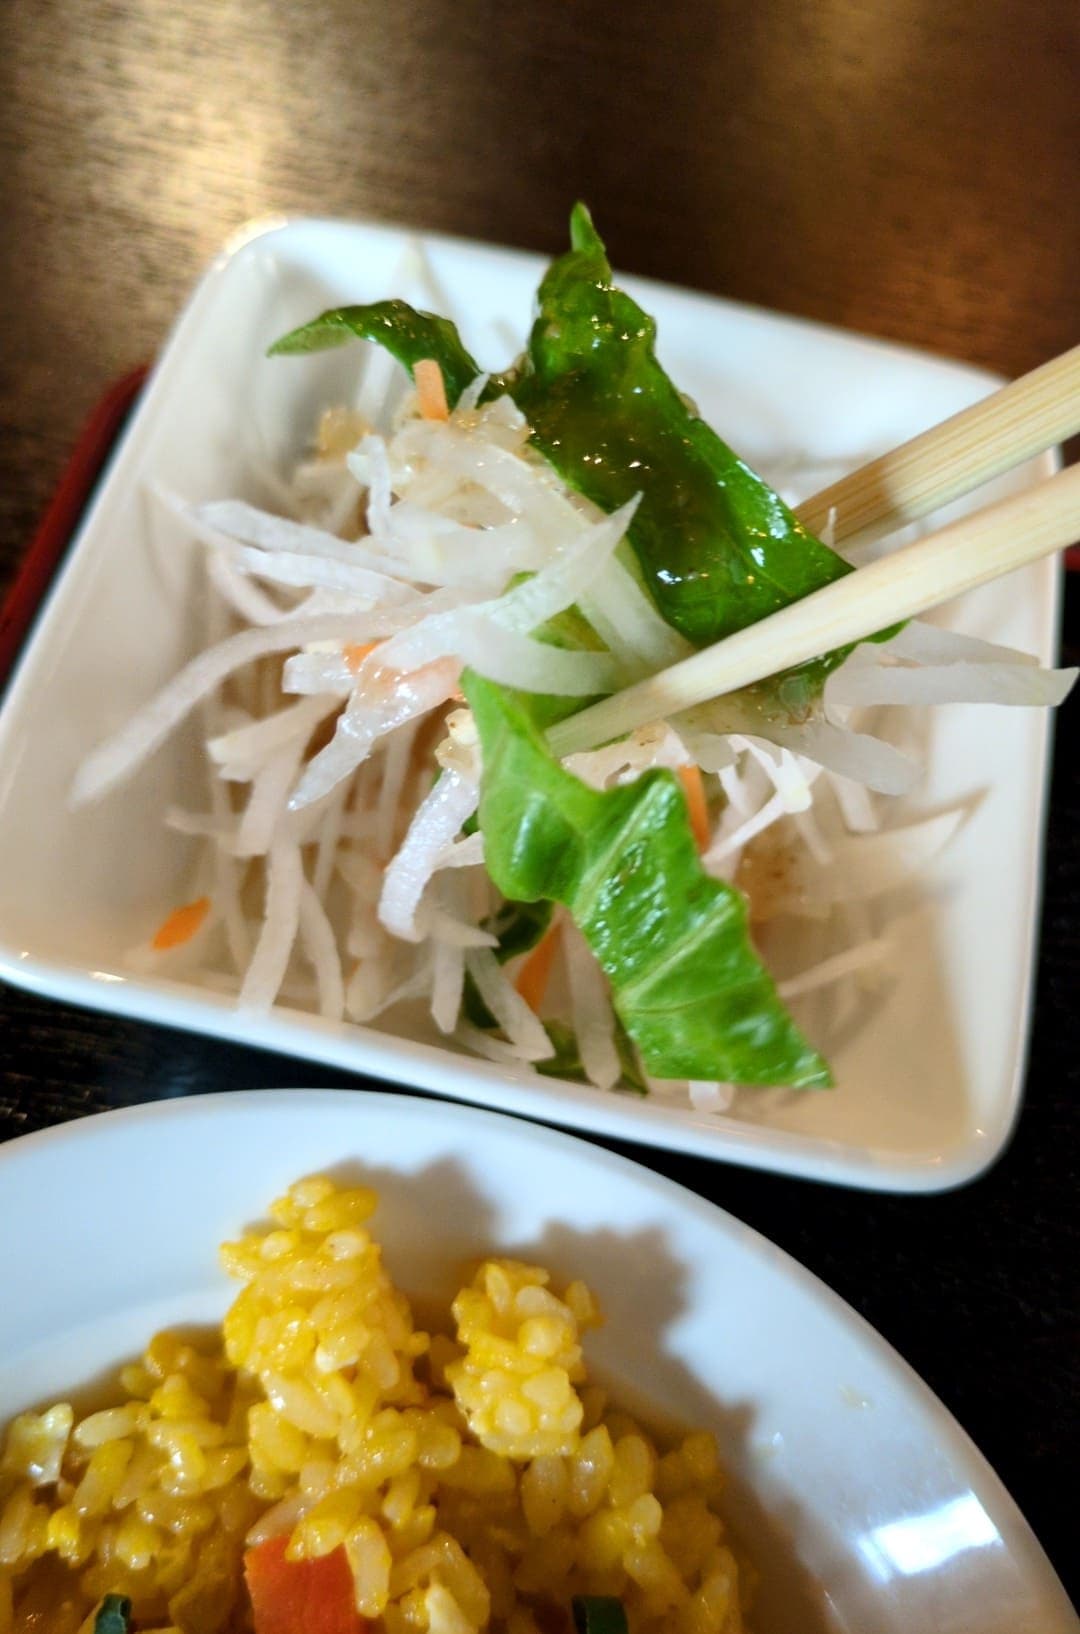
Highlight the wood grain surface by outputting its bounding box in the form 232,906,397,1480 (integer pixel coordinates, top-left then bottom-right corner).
1,0,1077,1605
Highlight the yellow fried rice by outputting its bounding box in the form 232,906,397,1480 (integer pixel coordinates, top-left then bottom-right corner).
0,1177,752,1634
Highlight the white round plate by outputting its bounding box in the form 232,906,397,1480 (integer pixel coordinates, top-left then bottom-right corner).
1,1090,1073,1633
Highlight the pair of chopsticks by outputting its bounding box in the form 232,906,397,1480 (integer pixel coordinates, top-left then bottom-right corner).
549,343,1080,756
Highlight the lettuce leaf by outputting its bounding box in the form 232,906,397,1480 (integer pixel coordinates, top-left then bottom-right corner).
464,671,830,1088
504,204,852,650
270,299,480,404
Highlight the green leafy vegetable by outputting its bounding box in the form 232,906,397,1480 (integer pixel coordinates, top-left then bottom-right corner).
94,1595,133,1634
464,672,830,1088
270,300,480,404
270,208,852,659
503,204,852,648
572,1597,629,1634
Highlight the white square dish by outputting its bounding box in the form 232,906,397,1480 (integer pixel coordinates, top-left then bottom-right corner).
0,216,1062,1190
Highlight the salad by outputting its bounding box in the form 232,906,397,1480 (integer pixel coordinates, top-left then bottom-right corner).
71,205,1074,1109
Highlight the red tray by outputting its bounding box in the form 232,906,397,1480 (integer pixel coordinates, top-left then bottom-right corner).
0,367,148,691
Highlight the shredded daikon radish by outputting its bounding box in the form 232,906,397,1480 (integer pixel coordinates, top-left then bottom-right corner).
311,783,351,901
675,729,738,775
239,839,304,1011
197,500,413,574
208,697,336,776
290,658,460,811
432,936,466,1034
72,613,408,805
374,716,423,858
456,373,491,413
704,793,789,867
424,869,467,1032
236,737,309,857
421,905,497,948
435,831,486,870
678,698,919,796
455,1022,541,1067
283,651,374,696
578,551,693,675
348,953,433,1023
220,540,422,602
465,949,554,1062
197,586,253,975
377,612,622,697
379,767,480,942
565,722,691,789
729,736,818,813
791,807,834,868
826,657,1077,710
564,921,621,1091
298,879,346,1020
828,773,879,835
206,547,292,626
884,619,1042,666
165,805,240,847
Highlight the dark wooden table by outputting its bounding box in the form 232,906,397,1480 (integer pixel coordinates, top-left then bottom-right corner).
1,0,1077,1608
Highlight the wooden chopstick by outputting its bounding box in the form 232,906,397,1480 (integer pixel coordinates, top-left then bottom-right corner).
547,461,1080,758
795,342,1080,547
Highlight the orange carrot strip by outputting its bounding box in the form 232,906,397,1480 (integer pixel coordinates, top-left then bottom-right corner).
151,896,211,952
678,764,711,852
415,357,450,421
344,641,380,675
244,1535,366,1634
515,921,562,1014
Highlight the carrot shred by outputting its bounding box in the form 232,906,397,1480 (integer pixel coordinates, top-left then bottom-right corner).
151,896,211,952
244,1535,366,1634
344,641,380,674
515,921,562,1014
414,357,450,422
678,765,711,852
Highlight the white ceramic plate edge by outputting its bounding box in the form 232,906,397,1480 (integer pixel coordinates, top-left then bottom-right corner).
0,942,1033,1194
